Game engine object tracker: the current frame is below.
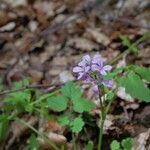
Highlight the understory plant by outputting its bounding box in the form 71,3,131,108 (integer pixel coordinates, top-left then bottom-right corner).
0,33,150,150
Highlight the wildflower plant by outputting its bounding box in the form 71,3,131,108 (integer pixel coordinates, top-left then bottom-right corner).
73,54,114,150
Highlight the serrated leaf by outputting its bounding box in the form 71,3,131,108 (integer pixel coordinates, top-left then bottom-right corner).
61,81,82,100
134,66,150,82
73,98,96,113
110,140,120,150
119,72,150,102
70,117,85,133
47,96,68,112
58,116,70,126
121,138,133,150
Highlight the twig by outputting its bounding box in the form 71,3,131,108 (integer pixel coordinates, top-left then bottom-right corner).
0,83,61,96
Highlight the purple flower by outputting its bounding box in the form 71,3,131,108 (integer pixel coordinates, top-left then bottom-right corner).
91,54,112,75
102,80,113,88
73,53,113,96
91,85,99,95
73,55,91,79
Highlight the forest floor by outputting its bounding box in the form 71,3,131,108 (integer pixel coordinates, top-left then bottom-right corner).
0,0,150,149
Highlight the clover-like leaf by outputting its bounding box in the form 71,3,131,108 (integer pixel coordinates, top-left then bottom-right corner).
110,140,120,150
61,81,82,100
70,117,85,133
47,96,68,112
121,138,133,150
58,116,70,126
73,98,96,113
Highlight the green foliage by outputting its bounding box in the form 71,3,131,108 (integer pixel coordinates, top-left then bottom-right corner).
73,98,96,113
119,71,150,102
27,134,40,150
110,140,120,150
61,81,82,100
111,138,133,150
133,66,150,82
120,36,139,54
104,67,124,80
86,140,94,150
47,96,68,112
13,79,30,89
70,117,85,133
121,138,133,150
58,116,70,126
0,115,9,142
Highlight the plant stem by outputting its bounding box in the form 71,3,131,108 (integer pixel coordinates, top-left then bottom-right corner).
72,133,77,150
16,118,60,150
31,90,60,105
98,87,106,150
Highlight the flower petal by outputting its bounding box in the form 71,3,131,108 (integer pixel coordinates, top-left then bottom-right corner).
102,80,113,88
82,54,91,63
100,68,107,75
78,60,87,67
92,54,106,64
91,85,99,95
91,64,100,71
77,72,84,79
103,65,112,71
84,66,90,72
73,66,83,73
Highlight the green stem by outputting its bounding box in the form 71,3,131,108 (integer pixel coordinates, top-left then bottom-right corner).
16,118,60,150
31,90,60,105
98,87,106,150
72,133,77,150
109,34,149,65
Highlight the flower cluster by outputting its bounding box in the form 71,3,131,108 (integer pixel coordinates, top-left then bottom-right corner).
73,54,113,95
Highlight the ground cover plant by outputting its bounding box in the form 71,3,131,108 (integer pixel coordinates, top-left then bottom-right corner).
0,32,150,150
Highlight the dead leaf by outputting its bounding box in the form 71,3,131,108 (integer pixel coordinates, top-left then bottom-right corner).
67,37,98,51
85,28,110,46
133,128,150,150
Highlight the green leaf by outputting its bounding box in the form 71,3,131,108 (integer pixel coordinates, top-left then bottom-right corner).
121,138,133,150
47,96,68,112
70,117,85,133
133,66,150,82
119,72,150,102
73,98,96,113
120,36,131,47
13,79,30,89
106,91,115,101
28,134,40,150
61,81,82,100
104,67,124,80
0,115,9,141
130,45,139,53
120,35,139,53
110,140,121,150
86,140,94,150
58,116,70,126
25,103,33,112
